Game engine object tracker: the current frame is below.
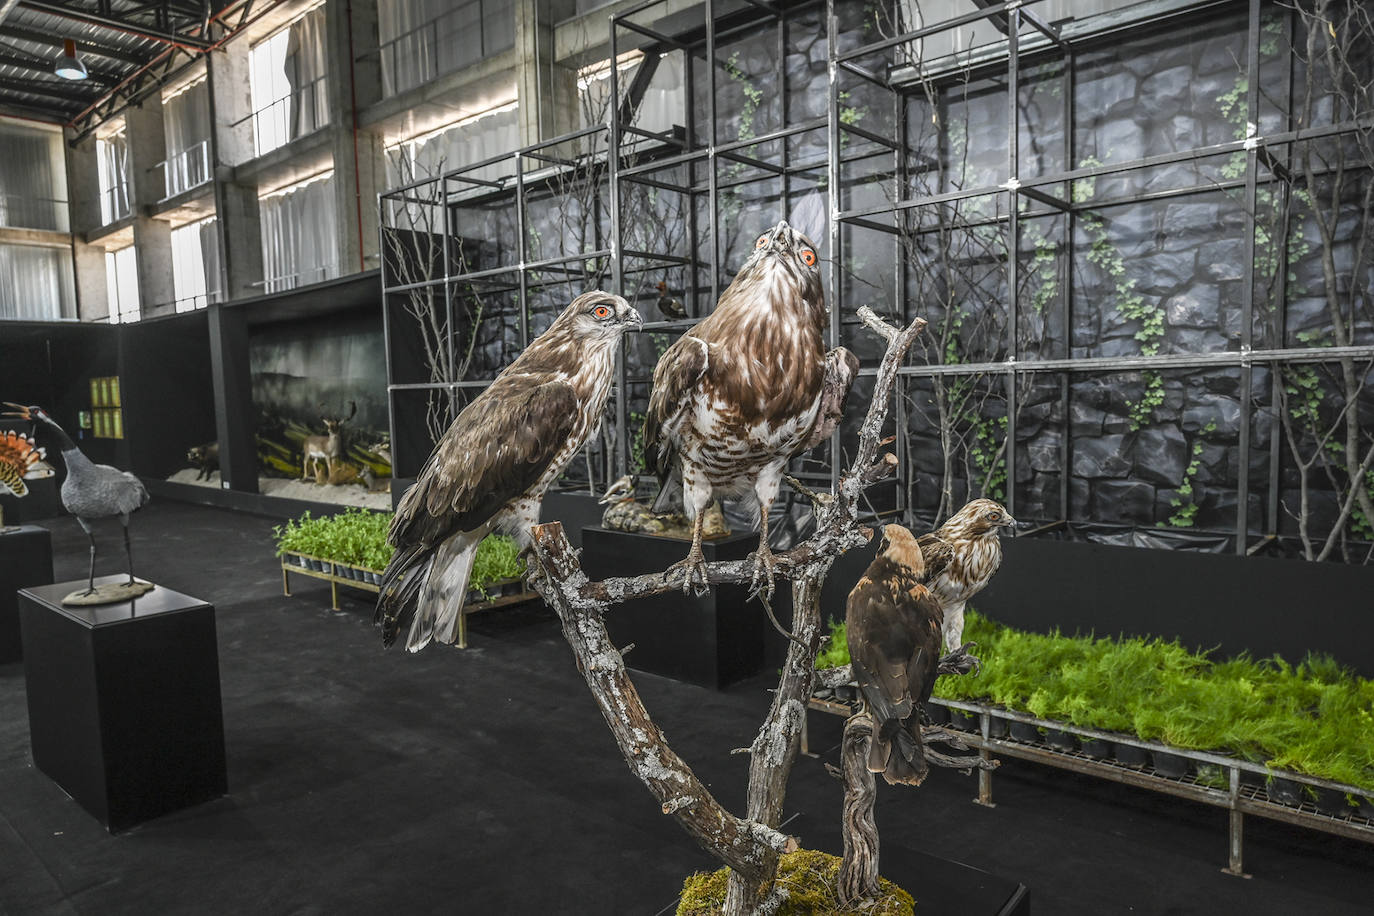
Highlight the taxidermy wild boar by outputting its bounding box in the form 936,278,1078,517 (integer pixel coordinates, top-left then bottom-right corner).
187,441,219,481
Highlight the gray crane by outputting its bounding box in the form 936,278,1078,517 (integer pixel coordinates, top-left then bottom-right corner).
4,403,150,597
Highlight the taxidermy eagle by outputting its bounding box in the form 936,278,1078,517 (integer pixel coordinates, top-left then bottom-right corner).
642,219,858,595
376,291,640,651
917,498,1015,652
847,523,944,787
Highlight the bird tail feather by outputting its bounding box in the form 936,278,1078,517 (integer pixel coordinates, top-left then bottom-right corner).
376,543,433,648
881,719,928,787
415,531,483,650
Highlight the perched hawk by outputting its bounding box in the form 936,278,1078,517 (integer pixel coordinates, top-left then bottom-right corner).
847,524,943,787
917,498,1015,652
642,219,858,594
377,291,640,651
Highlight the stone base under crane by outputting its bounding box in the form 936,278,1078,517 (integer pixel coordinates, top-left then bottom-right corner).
62,580,156,606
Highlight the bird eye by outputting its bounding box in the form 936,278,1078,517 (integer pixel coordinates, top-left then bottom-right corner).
755,235,769,249
800,248,816,266
987,511,1000,521
593,305,612,319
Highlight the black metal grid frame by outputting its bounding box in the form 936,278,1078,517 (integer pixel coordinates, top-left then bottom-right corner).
379,0,1374,552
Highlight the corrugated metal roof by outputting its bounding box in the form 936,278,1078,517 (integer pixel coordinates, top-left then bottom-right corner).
0,2,262,132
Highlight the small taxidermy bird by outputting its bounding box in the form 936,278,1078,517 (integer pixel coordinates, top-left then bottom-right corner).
643,220,859,596
377,292,640,652
655,281,687,320
847,524,944,787
4,404,150,596
0,429,55,526
917,498,1015,652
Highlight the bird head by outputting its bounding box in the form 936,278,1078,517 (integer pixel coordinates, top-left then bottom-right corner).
878,523,925,575
944,498,1016,538
563,291,641,341
745,220,820,275
2,403,52,425
599,474,639,505
656,281,667,294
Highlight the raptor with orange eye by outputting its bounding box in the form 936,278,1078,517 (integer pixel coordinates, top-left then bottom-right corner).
800,248,816,266
756,234,769,248
593,304,612,319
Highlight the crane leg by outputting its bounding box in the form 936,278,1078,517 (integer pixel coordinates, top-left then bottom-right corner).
76,518,96,596
123,520,135,585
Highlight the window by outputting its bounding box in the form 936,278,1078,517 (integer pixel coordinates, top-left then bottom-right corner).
249,5,329,157
97,126,131,225
378,0,514,97
259,173,339,293
0,243,75,320
89,377,124,440
162,77,212,198
0,122,68,232
106,245,140,323
385,101,520,186
172,217,221,311
578,51,685,137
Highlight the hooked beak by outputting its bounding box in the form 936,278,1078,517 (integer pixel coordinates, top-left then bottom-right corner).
1000,513,1017,531
623,308,643,331
2,402,32,420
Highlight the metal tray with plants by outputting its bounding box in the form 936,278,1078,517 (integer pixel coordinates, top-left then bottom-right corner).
274,507,531,616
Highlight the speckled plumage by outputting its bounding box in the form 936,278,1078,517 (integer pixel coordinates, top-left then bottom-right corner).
847,524,943,787
376,291,640,652
916,498,1016,651
642,219,858,593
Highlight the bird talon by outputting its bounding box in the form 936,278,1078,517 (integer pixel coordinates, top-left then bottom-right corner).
665,550,709,596
747,547,777,600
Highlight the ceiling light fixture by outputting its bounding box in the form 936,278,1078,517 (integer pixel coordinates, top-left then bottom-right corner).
54,39,87,81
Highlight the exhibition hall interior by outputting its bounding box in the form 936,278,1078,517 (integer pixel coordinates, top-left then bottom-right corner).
2,0,1373,912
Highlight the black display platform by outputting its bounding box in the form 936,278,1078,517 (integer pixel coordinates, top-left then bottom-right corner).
1,524,54,663
18,576,228,832
581,526,776,689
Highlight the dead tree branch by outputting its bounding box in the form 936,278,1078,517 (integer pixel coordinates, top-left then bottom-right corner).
528,311,928,915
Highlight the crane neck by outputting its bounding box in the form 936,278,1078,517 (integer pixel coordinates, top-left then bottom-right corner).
40,418,88,469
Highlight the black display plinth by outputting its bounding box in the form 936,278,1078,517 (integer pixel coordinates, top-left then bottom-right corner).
1,525,53,663
581,527,776,689
18,576,228,832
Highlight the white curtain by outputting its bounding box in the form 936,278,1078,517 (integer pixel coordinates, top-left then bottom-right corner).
260,174,339,293
105,246,141,323
0,124,67,232
163,78,212,198
386,103,520,187
379,0,514,97
0,243,74,320
579,52,684,136
172,217,221,310
97,130,131,225
286,6,329,139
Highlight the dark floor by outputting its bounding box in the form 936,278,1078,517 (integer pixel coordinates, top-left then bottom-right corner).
2,501,1373,915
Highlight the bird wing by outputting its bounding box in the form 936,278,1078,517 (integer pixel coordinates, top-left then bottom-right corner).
642,333,708,483
796,346,859,454
846,573,921,724
915,530,957,585
390,377,579,549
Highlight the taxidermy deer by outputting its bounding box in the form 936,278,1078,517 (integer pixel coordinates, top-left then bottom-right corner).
301,401,355,482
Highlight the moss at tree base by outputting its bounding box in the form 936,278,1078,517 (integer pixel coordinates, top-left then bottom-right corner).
676,849,914,915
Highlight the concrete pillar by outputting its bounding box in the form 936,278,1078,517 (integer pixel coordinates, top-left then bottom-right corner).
326,0,386,276
516,0,581,146
125,101,176,315
206,45,264,300
64,129,110,320
207,304,258,493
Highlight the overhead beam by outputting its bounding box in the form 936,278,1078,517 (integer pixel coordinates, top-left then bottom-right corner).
18,1,213,50
0,51,122,85
0,23,147,66
0,74,101,104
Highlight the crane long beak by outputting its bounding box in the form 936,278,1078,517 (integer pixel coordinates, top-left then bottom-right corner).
2,402,32,420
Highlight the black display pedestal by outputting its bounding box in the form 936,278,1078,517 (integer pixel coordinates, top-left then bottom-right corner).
1,524,53,663
581,527,775,689
18,576,228,832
